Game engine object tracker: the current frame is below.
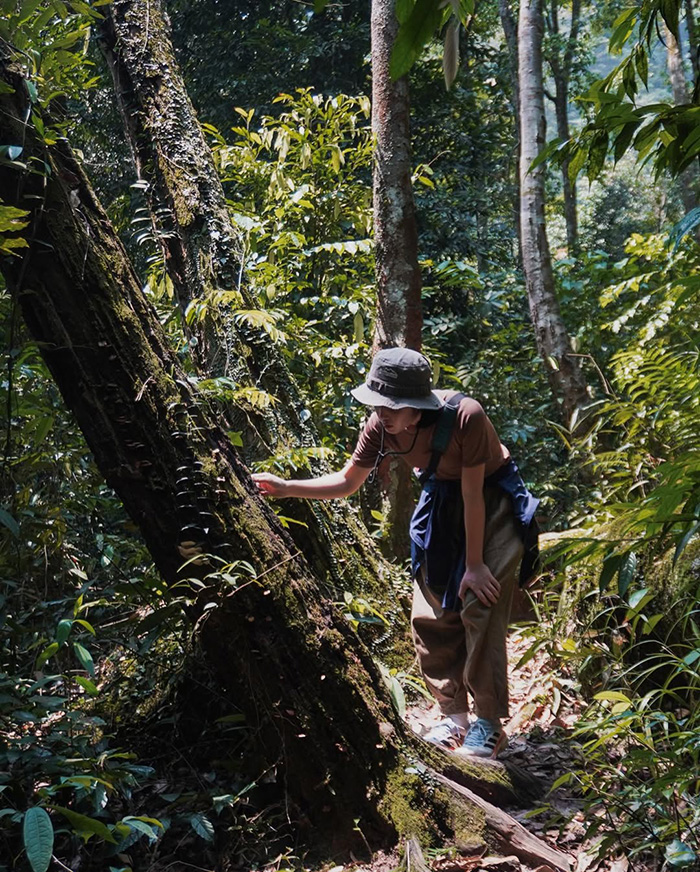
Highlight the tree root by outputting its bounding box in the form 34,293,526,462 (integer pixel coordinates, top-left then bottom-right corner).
432,768,572,871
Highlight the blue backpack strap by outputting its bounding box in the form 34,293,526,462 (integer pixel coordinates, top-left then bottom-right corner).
418,393,466,485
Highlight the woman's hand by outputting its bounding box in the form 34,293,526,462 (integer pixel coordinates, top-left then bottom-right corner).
251,472,289,497
459,563,500,606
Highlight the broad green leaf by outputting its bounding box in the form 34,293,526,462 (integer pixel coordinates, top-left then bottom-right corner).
617,551,637,599
56,619,73,646
627,587,650,610
0,508,19,537
51,807,116,843
390,0,443,80
189,813,215,842
23,807,54,872
74,676,99,696
593,690,631,704
665,839,696,867
72,641,95,676
36,642,59,669
599,554,621,593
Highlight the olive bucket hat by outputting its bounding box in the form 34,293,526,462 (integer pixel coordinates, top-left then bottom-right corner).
350,347,444,410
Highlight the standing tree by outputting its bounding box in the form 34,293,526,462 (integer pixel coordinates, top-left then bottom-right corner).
544,0,582,254
369,0,424,558
518,0,589,424
499,0,522,256
370,0,423,352
664,22,699,215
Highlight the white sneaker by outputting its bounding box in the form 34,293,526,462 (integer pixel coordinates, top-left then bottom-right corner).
455,718,508,758
422,719,467,749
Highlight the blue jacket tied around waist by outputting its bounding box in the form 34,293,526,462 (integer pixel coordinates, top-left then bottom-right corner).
409,458,540,612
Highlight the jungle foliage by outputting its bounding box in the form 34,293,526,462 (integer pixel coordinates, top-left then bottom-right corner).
2,0,700,869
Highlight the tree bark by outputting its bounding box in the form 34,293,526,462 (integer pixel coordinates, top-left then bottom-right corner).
370,0,423,562
370,0,422,352
498,0,522,258
98,0,403,596
664,22,699,214
685,0,699,94
518,0,589,425
545,0,580,254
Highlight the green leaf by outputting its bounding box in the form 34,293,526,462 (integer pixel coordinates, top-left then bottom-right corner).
627,587,650,610
0,508,20,537
56,619,73,646
586,130,609,181
51,807,116,843
72,641,95,676
23,807,54,872
599,554,621,593
593,690,631,704
74,676,99,696
665,839,696,867
189,813,215,842
36,642,59,669
617,551,637,599
390,0,443,80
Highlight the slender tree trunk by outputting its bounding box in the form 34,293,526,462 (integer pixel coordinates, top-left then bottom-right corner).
498,0,522,258
371,0,422,351
369,0,423,561
518,0,588,424
665,22,699,213
685,0,699,93
546,0,580,254
0,70,549,856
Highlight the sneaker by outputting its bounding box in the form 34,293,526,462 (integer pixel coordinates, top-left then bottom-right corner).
422,719,467,750
455,718,507,758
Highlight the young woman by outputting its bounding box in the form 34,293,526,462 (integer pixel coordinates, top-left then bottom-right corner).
252,347,538,758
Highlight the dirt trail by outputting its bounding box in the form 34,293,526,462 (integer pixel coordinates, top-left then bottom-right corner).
362,625,629,872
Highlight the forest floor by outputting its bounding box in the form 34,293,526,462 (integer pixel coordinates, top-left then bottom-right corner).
338,619,639,872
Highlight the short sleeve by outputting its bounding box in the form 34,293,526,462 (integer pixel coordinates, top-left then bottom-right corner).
351,412,384,468
455,398,494,468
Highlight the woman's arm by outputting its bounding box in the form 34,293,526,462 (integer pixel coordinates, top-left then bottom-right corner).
458,463,501,606
252,459,371,500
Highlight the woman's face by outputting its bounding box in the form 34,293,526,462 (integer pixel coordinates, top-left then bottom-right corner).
375,405,421,434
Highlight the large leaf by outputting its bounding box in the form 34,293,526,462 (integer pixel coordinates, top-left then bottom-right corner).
23,808,54,872
390,0,442,80
51,807,116,843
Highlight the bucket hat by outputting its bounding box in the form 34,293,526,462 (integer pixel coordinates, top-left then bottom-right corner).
351,347,444,410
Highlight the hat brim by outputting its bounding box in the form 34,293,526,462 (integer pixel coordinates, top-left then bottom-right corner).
350,384,444,410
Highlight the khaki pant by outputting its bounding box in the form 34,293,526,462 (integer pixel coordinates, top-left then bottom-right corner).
410,486,523,720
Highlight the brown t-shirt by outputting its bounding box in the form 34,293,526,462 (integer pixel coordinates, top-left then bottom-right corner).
351,390,509,481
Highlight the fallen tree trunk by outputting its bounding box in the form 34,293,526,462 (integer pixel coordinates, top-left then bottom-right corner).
433,771,572,871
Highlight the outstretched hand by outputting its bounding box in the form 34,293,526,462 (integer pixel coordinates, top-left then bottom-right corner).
251,472,289,498
459,563,500,606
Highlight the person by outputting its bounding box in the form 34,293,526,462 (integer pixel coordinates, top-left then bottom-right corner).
252,347,538,759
